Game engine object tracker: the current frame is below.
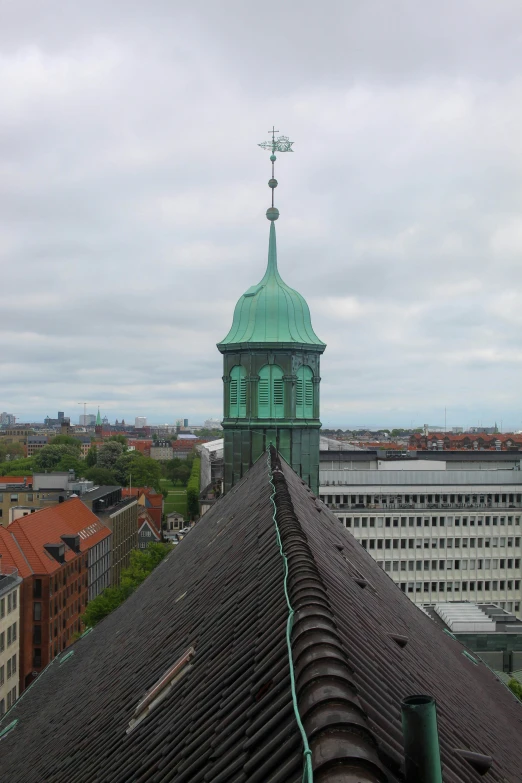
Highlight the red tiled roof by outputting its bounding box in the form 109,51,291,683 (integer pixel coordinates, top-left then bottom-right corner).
122,488,141,498
2,498,111,578
0,476,33,486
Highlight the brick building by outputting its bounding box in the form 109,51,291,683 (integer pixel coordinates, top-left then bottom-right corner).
0,499,111,693
410,432,522,451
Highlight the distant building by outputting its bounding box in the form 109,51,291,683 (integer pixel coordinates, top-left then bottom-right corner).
423,601,522,673
135,417,147,429
0,566,21,716
0,413,16,427
26,436,49,456
164,512,184,535
127,439,152,457
410,432,522,451
150,440,173,461
0,477,70,529
137,515,161,550
203,419,223,431
79,414,96,426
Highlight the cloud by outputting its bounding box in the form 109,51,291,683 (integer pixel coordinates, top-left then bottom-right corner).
1,0,522,429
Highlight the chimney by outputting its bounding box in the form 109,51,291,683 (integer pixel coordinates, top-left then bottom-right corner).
61,534,81,553
44,543,65,564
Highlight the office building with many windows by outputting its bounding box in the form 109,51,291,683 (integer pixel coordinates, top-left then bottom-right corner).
319,464,522,617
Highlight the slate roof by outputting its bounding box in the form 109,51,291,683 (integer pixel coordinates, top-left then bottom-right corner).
1,451,521,781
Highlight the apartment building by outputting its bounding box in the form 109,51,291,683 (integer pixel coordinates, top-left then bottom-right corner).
150,440,174,461
0,499,111,692
319,463,522,617
0,567,21,716
82,487,138,586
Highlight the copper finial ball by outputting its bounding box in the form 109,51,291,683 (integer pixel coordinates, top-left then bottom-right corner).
266,207,279,221
270,154,276,161
268,178,278,189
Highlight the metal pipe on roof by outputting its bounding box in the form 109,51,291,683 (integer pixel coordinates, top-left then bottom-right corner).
401,695,443,783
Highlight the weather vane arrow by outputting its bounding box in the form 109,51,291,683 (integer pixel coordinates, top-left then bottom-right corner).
258,126,294,220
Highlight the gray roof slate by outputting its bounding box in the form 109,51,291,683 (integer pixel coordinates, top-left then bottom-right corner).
0,450,521,781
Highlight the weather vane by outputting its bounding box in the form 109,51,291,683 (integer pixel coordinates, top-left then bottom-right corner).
258,126,294,221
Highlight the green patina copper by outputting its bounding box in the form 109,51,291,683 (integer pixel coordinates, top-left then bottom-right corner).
96,408,102,426
218,222,324,349
218,128,326,495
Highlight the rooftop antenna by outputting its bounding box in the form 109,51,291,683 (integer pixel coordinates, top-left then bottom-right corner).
77,402,94,424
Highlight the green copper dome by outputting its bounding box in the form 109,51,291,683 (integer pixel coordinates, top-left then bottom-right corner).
218,222,325,351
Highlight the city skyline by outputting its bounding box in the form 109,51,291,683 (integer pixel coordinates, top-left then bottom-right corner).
3,2,522,430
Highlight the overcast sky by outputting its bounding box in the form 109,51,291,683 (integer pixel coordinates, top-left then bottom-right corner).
2,0,522,429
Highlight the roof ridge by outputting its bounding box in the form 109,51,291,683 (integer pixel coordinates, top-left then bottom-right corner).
269,446,385,782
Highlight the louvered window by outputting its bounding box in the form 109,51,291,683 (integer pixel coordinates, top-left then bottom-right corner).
305,381,313,409
258,378,270,417
273,379,284,408
296,366,314,418
296,379,303,408
230,380,238,407
258,365,284,418
239,378,247,408
229,366,247,418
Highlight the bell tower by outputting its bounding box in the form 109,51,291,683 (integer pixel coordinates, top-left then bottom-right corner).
217,130,326,494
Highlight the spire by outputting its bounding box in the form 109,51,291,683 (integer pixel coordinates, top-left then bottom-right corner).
218,127,324,350
261,221,281,281
96,407,102,426
258,126,294,223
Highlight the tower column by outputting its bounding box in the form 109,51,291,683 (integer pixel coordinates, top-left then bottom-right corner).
312,376,321,420
222,376,231,419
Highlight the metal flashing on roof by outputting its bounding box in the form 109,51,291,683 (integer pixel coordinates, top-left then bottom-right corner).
127,647,195,734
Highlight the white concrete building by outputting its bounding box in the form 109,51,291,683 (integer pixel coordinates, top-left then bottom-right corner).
135,417,147,429
0,568,21,716
319,466,522,618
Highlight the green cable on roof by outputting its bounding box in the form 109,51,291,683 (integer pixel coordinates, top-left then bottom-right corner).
267,449,313,783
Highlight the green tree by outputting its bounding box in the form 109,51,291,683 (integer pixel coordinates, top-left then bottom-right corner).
107,434,128,448
85,445,98,467
49,435,82,451
0,442,25,462
508,678,522,701
81,585,131,628
33,444,81,471
0,457,34,475
55,454,84,474
97,441,124,470
186,457,201,519
84,466,118,485
164,457,191,486
81,543,171,627
113,452,162,491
